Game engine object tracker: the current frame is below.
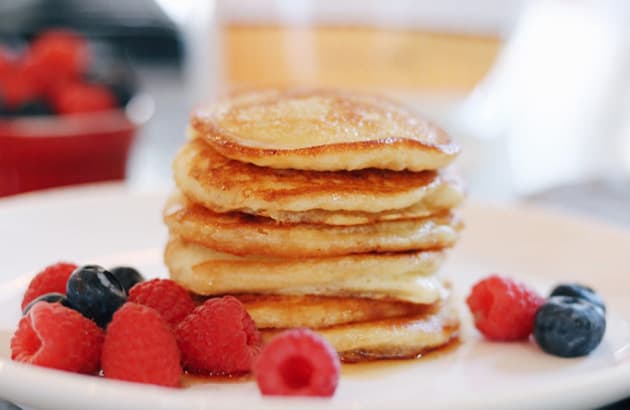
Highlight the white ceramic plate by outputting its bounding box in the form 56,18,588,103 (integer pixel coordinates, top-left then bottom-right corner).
1,184,630,410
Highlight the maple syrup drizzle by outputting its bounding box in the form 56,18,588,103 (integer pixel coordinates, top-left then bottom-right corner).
181,336,460,387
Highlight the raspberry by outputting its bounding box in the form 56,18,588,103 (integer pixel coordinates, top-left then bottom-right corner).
466,275,545,341
53,83,116,115
11,302,103,374
102,303,181,387
175,296,262,375
127,279,196,328
0,47,15,78
21,262,77,311
25,29,89,93
254,329,340,397
0,69,40,110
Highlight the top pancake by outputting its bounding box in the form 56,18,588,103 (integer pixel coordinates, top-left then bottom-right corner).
191,88,460,171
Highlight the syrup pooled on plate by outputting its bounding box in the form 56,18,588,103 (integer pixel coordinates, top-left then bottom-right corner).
180,336,461,387
341,336,461,380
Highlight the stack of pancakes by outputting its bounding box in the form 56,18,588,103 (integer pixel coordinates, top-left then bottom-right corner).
164,89,464,362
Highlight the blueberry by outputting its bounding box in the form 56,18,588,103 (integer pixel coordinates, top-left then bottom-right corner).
86,48,137,108
0,93,12,116
14,100,53,116
22,292,71,315
109,266,144,293
534,296,606,357
66,265,127,327
550,283,605,312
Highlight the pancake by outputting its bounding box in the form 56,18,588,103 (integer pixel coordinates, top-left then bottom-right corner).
165,194,461,257
260,299,459,362
165,237,447,304
256,189,464,226
238,294,439,329
191,88,460,171
173,138,465,215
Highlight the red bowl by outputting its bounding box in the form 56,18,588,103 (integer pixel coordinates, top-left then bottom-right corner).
0,102,149,197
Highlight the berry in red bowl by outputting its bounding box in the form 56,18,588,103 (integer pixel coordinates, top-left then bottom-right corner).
23,29,90,96
0,28,152,197
52,83,116,116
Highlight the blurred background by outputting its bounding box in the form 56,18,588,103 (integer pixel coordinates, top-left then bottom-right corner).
1,0,629,226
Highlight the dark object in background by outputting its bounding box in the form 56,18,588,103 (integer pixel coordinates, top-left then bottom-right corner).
0,0,182,63
13,99,52,116
87,41,138,107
